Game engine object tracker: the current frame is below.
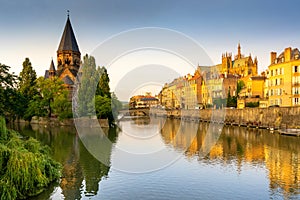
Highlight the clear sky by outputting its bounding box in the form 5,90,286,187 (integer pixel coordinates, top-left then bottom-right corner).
1,0,300,96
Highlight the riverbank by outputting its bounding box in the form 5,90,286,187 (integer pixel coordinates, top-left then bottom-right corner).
15,116,110,127
0,116,61,199
149,107,300,133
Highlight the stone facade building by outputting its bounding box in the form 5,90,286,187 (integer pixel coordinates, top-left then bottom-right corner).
45,15,81,90
267,47,300,107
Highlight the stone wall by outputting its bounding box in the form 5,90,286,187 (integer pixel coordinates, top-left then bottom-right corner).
26,117,109,127
150,107,300,128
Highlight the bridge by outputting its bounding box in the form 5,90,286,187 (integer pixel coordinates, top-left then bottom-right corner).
119,108,150,117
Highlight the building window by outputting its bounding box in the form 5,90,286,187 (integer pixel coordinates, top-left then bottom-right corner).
294,98,299,105
270,89,273,96
271,70,273,76
293,87,299,95
294,66,298,73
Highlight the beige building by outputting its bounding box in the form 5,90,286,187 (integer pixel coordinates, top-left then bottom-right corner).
267,47,300,107
130,94,159,108
160,71,203,109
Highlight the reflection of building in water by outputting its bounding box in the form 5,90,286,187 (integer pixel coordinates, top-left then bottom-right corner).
264,140,300,198
60,135,84,200
132,116,151,125
160,121,300,198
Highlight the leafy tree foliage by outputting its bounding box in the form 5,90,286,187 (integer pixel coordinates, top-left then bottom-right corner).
18,58,37,120
245,102,259,108
0,116,61,199
237,80,245,96
96,66,111,98
226,89,237,107
76,54,99,117
18,58,37,99
26,77,72,120
0,63,22,120
75,54,122,126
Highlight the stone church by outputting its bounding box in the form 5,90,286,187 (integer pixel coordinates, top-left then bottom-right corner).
44,14,81,89
221,43,258,78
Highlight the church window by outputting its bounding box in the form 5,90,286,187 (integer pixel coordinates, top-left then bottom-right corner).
294,66,298,73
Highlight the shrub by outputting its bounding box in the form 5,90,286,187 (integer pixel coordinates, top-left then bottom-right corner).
0,116,61,199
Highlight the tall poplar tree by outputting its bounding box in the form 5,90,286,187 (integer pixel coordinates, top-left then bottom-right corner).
18,58,37,120
19,58,37,98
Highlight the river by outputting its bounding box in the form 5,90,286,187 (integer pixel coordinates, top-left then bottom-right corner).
11,117,300,200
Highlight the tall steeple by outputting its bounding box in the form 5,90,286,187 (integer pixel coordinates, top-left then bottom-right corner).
54,11,81,88
49,59,56,78
237,43,241,59
57,15,80,53
56,11,81,86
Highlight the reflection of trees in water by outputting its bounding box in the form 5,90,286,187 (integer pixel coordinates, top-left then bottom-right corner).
13,124,118,199
160,119,300,198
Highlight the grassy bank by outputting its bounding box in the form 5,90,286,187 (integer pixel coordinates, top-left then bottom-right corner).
0,116,61,199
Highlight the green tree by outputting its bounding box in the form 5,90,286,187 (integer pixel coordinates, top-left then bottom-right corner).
237,80,245,96
76,54,99,117
95,95,111,119
96,66,111,98
226,89,237,107
18,58,37,120
18,58,37,98
0,63,21,120
26,77,71,119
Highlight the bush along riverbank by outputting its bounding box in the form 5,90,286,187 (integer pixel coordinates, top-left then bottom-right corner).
0,116,61,199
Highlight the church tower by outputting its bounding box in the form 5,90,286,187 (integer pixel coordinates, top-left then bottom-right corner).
237,43,242,59
56,13,81,86
48,59,56,79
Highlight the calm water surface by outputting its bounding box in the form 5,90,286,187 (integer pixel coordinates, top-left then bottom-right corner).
12,117,300,200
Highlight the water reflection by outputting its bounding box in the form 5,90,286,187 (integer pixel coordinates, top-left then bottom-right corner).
9,118,300,199
160,119,300,198
11,123,117,200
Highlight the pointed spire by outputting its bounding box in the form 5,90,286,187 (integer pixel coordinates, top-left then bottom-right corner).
237,42,241,59
49,59,56,71
57,14,80,53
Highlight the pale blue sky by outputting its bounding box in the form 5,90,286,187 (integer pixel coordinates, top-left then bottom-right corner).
1,0,300,77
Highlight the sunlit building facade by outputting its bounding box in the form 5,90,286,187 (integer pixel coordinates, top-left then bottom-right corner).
267,47,300,107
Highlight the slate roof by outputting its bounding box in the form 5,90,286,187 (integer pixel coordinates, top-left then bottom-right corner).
44,70,49,79
57,17,80,52
49,59,56,71
62,75,74,85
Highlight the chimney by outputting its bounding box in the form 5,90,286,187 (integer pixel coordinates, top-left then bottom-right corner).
270,52,277,64
284,47,292,62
